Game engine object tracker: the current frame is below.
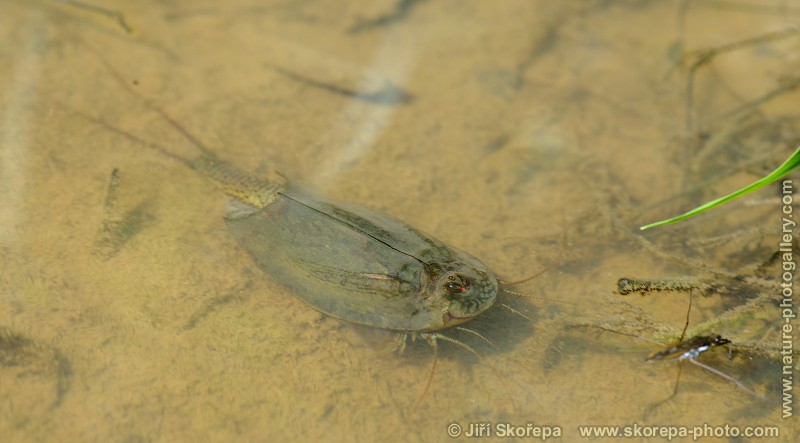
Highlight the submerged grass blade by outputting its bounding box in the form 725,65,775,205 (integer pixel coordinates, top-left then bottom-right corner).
640,145,800,230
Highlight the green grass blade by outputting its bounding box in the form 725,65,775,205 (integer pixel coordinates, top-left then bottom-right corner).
640,145,800,230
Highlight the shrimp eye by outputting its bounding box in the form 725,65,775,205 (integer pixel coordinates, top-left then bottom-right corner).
444,275,469,294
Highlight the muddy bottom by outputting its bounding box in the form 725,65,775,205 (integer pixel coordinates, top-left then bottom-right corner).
1,1,796,442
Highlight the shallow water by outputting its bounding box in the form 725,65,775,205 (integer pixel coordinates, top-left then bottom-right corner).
1,1,797,441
